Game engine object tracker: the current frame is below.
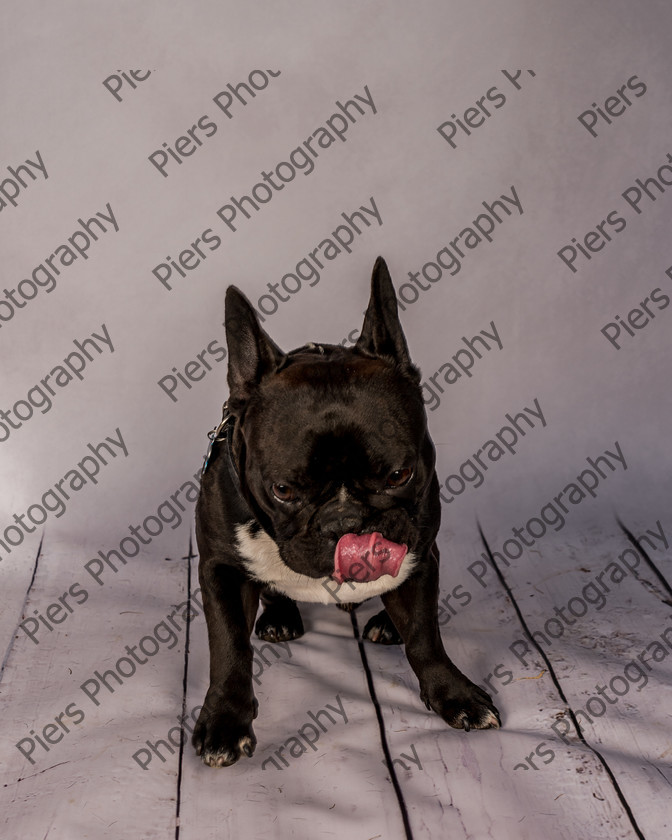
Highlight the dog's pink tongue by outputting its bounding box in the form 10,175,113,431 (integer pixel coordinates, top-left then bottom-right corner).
333,532,407,584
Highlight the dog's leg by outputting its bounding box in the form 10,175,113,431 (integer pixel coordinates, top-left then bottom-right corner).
381,543,501,731
255,588,304,642
192,562,261,767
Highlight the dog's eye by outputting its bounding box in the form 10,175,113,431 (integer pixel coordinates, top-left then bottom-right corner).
271,483,297,503
385,467,413,488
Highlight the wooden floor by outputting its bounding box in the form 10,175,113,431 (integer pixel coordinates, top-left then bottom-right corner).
2,517,670,840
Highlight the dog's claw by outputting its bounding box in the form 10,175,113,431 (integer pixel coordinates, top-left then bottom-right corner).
192,707,257,768
200,733,256,767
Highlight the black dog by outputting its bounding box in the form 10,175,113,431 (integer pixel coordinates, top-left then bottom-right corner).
193,257,500,767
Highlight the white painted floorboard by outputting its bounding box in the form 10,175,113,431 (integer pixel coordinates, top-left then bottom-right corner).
1,524,671,839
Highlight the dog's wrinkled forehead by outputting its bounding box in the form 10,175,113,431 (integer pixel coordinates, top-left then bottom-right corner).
243,356,419,479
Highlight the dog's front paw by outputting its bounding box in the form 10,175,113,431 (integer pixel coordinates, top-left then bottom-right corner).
192,707,257,767
255,600,304,642
422,680,501,731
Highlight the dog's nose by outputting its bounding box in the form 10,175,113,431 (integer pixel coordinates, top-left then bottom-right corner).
339,514,363,533
320,495,367,540
321,514,364,542
320,487,367,542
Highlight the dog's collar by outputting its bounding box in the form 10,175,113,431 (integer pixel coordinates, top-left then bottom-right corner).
201,402,233,477
276,341,326,370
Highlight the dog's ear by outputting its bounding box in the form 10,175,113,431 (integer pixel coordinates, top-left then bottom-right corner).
225,286,284,411
356,257,418,379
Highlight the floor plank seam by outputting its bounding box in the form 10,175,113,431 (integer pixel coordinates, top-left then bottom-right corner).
174,532,195,839
617,518,672,605
0,532,43,683
478,523,647,840
350,609,414,840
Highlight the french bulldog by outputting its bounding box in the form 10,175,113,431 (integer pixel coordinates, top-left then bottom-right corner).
193,257,500,767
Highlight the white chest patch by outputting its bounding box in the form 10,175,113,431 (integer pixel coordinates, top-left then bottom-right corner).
234,522,416,605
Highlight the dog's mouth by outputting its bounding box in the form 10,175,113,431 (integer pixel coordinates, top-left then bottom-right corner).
332,532,407,583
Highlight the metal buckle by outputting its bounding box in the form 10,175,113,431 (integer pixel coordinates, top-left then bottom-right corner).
201,402,231,476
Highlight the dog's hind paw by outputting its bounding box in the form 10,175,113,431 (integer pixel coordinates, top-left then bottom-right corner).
363,609,402,645
255,600,304,642
336,602,358,612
